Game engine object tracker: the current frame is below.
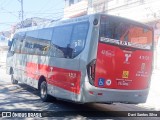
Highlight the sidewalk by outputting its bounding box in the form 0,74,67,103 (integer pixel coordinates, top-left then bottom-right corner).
138,68,160,110
0,50,7,67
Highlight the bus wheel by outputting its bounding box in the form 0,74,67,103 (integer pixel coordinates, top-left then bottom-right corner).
11,74,18,84
40,81,49,102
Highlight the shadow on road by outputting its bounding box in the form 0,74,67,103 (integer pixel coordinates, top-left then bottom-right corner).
4,83,158,119
0,73,159,119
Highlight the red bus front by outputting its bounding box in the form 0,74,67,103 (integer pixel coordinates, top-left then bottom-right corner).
86,15,153,104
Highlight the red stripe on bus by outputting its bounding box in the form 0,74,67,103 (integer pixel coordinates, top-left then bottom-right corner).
26,62,81,94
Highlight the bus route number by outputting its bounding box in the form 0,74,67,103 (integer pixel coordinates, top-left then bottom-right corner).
119,41,128,46
69,73,76,78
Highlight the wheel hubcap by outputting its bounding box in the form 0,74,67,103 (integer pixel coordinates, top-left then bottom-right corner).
41,83,46,98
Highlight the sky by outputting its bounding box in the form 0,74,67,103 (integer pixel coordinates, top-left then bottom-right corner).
0,0,64,31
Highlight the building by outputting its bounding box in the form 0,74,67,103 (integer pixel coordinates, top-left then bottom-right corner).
64,0,159,21
64,0,88,18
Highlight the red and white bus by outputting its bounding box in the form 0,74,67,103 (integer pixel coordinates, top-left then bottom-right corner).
6,14,153,104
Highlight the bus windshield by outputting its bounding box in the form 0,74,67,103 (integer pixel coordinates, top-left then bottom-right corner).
99,15,153,50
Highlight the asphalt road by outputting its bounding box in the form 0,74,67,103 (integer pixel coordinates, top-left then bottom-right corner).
0,64,159,120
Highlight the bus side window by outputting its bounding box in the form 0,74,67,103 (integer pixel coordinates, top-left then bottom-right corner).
51,25,73,58
37,28,52,55
14,32,25,53
49,43,57,57
21,40,26,53
24,30,38,55
70,22,89,58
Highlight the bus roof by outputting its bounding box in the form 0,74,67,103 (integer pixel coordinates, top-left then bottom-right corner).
15,13,152,33
15,14,92,33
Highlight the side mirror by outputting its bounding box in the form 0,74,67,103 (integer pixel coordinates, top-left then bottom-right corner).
8,40,12,46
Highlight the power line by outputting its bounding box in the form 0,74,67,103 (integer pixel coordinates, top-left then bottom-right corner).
38,0,64,13
0,7,19,18
25,9,64,15
0,0,9,7
37,0,52,13
25,8,64,14
0,22,17,24
0,22,17,25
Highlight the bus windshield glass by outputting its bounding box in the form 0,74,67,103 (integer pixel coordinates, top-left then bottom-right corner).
99,15,153,50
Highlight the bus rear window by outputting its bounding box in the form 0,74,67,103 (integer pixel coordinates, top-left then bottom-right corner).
99,15,153,50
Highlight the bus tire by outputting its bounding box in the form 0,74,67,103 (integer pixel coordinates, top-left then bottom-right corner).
40,81,50,102
11,74,18,84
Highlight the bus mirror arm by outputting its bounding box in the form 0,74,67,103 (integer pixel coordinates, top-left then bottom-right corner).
8,40,12,46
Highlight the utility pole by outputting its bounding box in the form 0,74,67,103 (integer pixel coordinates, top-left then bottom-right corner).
21,0,24,23
104,0,108,14
18,0,24,28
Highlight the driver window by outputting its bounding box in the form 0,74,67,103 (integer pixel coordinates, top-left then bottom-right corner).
10,33,19,52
